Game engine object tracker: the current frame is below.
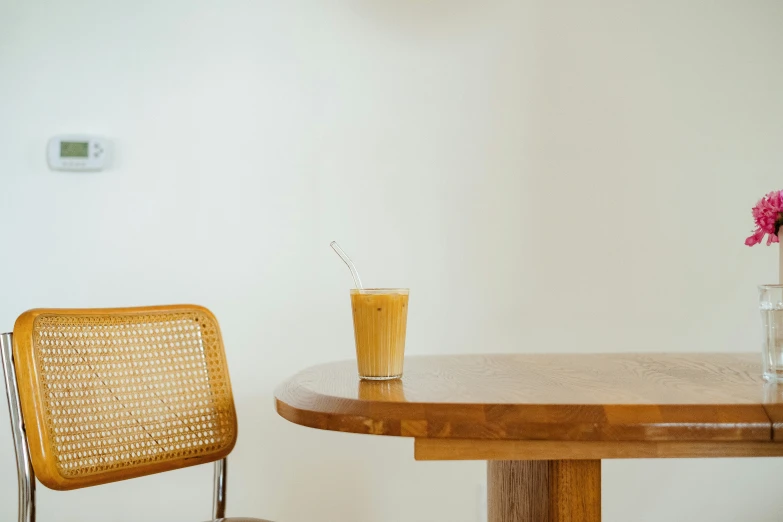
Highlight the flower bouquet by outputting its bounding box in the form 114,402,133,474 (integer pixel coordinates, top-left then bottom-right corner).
746,189,783,283
747,190,783,381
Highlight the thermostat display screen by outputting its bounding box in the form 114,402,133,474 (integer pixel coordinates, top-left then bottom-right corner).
48,135,108,171
60,142,89,158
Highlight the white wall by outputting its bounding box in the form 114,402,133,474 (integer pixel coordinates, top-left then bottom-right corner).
1,1,782,521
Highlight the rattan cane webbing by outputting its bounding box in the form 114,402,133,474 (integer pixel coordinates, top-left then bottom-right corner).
13,306,238,489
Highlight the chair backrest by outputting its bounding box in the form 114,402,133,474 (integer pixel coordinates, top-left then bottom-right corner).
11,305,237,490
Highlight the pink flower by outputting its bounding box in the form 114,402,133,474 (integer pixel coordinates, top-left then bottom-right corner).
746,190,783,246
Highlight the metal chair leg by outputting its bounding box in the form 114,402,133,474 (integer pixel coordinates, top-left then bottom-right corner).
1,333,36,522
213,457,227,520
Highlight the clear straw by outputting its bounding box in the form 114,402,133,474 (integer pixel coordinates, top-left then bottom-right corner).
330,241,364,289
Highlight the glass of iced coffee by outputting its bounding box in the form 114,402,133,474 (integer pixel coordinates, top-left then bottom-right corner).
350,288,409,380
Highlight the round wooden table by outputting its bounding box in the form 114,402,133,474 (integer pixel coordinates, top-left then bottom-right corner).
275,353,783,522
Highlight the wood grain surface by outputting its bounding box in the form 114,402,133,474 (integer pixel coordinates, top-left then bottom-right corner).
275,353,781,442
488,460,600,522
414,439,783,460
761,383,783,441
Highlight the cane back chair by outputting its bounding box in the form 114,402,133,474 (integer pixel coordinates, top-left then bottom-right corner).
0,304,270,522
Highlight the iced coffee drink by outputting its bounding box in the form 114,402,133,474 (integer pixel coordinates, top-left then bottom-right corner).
350,289,409,380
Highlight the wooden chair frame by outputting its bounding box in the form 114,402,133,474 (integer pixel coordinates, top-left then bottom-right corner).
0,305,236,522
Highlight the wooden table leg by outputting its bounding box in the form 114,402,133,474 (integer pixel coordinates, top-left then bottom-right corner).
487,460,601,522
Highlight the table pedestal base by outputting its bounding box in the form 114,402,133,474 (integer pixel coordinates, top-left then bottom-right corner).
487,460,600,522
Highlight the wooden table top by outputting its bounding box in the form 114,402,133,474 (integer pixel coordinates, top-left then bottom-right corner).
275,353,783,443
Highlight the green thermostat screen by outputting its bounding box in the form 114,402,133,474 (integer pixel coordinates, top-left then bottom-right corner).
60,141,89,158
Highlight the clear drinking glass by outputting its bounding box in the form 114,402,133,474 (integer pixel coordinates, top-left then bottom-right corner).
350,288,409,380
760,285,783,382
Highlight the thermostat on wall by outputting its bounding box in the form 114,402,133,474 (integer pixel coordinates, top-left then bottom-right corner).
47,135,110,171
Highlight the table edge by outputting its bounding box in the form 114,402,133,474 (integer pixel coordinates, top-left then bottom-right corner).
274,391,775,442
274,353,777,442
414,439,783,460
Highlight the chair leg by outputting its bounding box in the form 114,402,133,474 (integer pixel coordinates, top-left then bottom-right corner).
1,333,36,522
213,457,227,520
